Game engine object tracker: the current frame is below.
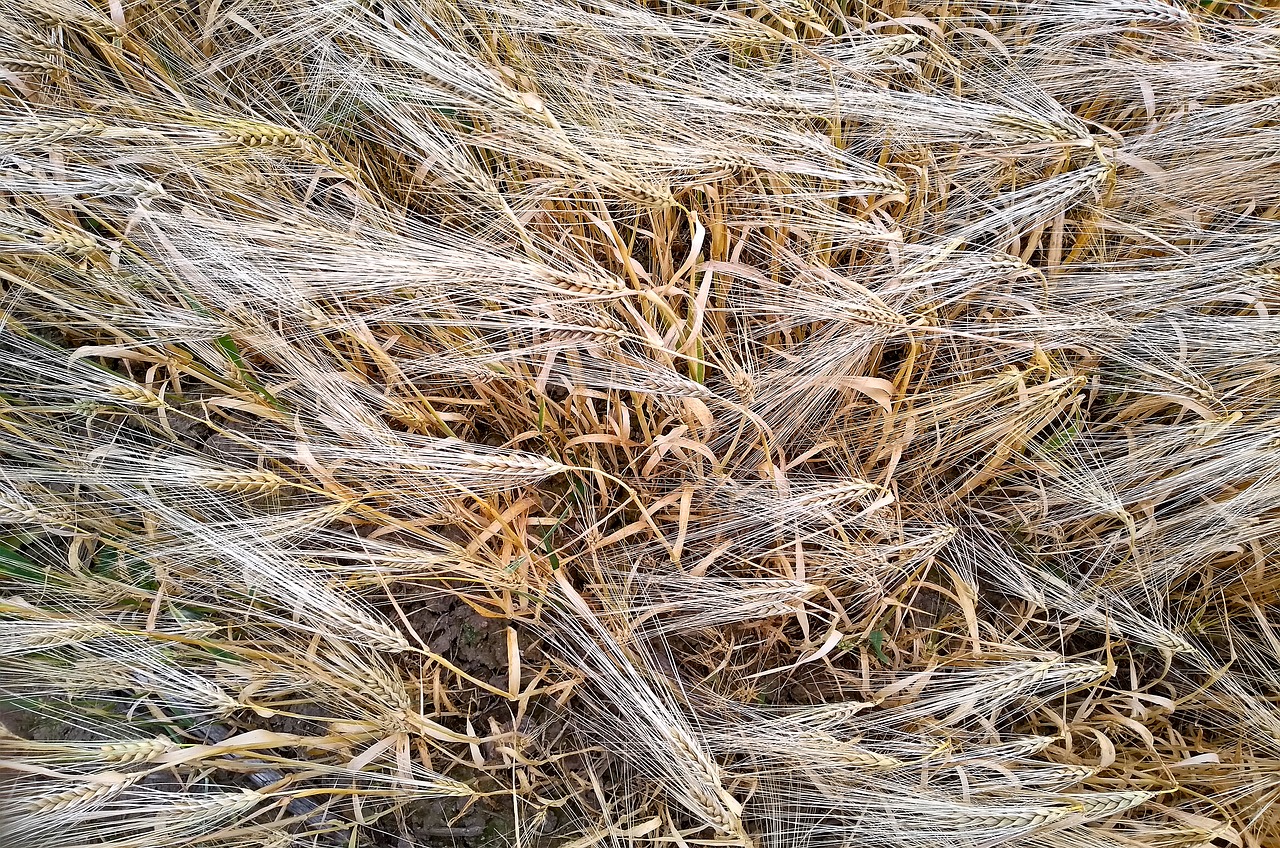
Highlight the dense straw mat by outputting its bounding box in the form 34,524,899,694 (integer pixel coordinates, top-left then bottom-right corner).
1,0,1279,846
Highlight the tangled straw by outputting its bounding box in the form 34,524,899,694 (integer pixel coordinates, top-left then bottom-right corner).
1,0,1279,847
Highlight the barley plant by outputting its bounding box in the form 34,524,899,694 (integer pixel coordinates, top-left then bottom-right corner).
0,0,1278,846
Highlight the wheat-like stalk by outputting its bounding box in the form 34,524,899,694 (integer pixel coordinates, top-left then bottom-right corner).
214,119,327,160
459,452,569,476
195,470,287,497
0,116,107,144
104,384,165,409
26,4,121,36
94,176,167,201
0,490,42,524
1031,764,1098,787
540,268,629,296
97,738,182,765
831,743,904,770
667,723,744,833
1,621,114,652
939,805,1073,830
40,227,97,259
1066,790,1158,819
790,479,886,509
1,55,61,75
160,788,264,820
792,699,881,727
28,771,144,814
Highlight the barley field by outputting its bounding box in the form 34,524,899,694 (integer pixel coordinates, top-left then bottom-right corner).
1,1,1279,847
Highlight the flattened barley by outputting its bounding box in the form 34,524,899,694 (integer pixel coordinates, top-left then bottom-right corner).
196,470,287,497
941,805,1073,830
105,384,165,408
216,119,327,161
1066,790,1157,818
864,34,929,59
791,479,885,509
0,491,42,523
164,789,264,819
0,118,106,144
41,227,97,258
1,56,61,75
31,772,143,813
98,737,182,765
462,452,569,476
